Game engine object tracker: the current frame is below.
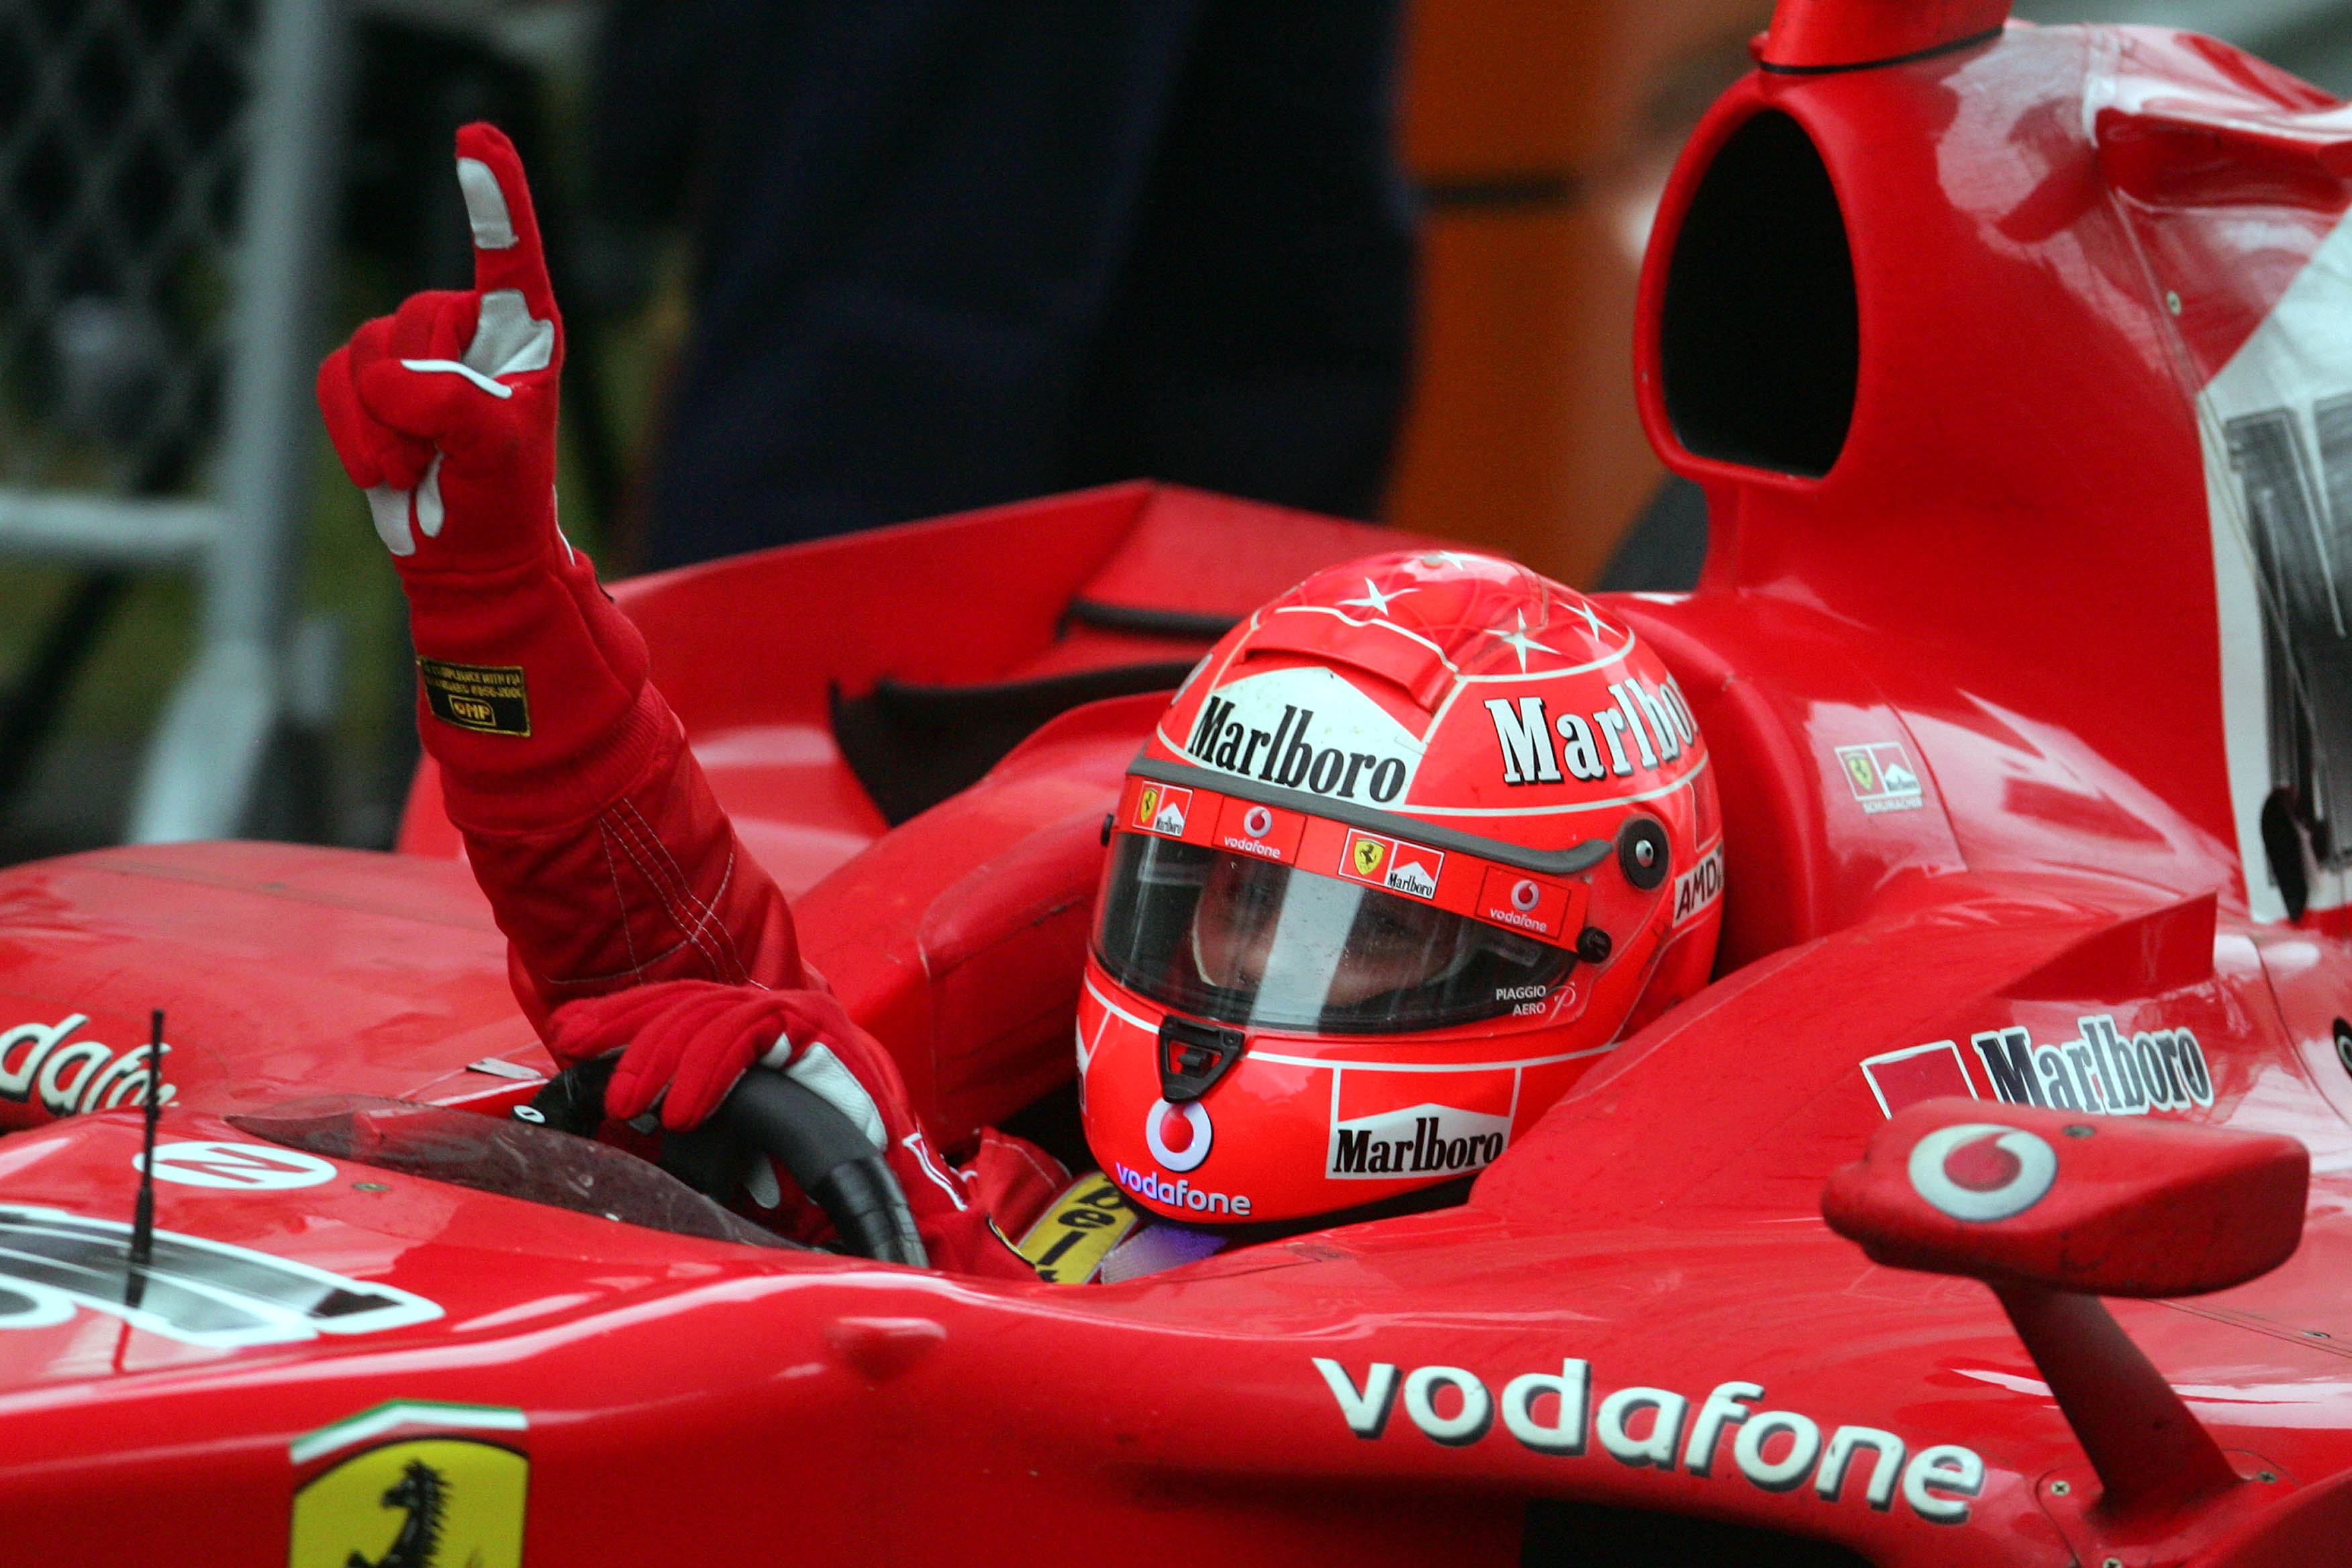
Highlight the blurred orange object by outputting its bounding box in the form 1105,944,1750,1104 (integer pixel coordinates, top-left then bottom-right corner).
1389,0,1773,585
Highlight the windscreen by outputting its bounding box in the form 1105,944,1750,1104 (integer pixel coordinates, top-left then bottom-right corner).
1094,833,1575,1034
230,1096,797,1250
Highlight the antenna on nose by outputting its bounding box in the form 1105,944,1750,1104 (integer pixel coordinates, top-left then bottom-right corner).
124,1009,165,1311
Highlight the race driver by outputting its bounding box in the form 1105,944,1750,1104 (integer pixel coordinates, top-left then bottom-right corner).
317,128,1724,1280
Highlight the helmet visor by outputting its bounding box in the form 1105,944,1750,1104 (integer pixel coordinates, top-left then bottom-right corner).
1095,833,1576,1035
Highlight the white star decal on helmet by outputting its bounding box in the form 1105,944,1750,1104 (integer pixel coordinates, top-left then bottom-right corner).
1483,610,1558,672
1569,598,1620,644
1340,577,1412,616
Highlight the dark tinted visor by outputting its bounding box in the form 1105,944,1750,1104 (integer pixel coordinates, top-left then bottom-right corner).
1094,833,1576,1035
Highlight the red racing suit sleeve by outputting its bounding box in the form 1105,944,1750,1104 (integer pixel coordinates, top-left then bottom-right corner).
410,562,1054,1277
411,546,1061,1273
406,549,804,1032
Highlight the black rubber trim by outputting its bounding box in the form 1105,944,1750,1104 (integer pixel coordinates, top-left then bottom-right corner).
720,1072,928,1267
808,1159,928,1267
832,661,1197,825
1157,1014,1246,1104
1128,755,1613,878
2261,788,2309,924
526,1052,617,1137
1526,1498,1875,1566
1757,26,2002,75
1067,599,1243,640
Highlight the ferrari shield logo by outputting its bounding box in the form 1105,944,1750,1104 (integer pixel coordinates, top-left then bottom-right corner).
1339,830,1442,900
290,1437,526,1568
1134,782,1192,837
1834,742,1925,814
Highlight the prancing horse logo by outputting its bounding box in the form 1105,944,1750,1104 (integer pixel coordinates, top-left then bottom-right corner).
354,1459,446,1568
290,1435,528,1568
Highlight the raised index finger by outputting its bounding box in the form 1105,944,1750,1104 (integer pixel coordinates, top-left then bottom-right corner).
453,121,554,318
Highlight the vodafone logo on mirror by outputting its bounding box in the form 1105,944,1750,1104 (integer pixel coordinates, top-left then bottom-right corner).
1907,1123,2057,1222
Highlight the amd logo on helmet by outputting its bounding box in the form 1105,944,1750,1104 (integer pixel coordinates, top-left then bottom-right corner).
1186,667,1424,803
1671,846,1723,926
1484,677,1697,787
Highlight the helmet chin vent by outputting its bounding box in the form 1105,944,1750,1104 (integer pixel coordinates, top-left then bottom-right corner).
1158,1014,1247,1104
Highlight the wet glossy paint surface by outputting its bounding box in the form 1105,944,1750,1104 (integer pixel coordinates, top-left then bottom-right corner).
5,14,2352,1565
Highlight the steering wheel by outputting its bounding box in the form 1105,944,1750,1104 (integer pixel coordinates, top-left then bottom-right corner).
522,1057,928,1267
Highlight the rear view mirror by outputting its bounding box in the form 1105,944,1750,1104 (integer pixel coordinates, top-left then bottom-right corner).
1822,1097,2306,1297
1822,1097,2310,1555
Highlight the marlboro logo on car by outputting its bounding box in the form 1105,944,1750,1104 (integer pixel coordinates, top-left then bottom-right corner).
1862,1016,2217,1120
1973,1016,2214,1116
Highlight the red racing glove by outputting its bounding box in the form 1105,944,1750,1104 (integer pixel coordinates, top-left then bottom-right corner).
549,981,1057,1277
550,980,882,1133
316,121,659,832
315,129,1058,1277
318,126,805,1018
315,121,562,577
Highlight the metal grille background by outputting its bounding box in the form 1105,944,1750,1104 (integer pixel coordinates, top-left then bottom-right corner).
0,0,344,844
0,0,255,498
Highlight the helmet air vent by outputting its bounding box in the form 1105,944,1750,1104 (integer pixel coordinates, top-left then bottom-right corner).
1246,614,1453,712
1158,1014,1247,1104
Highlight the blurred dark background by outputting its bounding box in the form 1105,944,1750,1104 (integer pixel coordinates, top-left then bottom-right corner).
0,0,2344,865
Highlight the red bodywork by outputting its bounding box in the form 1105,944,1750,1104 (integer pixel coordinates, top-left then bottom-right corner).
7,11,2352,1565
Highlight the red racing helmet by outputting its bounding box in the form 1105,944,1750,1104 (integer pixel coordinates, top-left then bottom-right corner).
1080,550,1722,1226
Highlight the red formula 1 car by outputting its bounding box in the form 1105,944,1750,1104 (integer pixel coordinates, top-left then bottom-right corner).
9,2,2352,1563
